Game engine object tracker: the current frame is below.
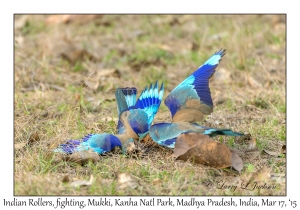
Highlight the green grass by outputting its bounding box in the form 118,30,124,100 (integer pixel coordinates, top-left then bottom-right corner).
14,14,286,196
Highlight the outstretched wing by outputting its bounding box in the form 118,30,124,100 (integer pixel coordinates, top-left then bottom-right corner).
134,81,164,125
164,49,226,123
115,87,137,134
149,122,243,148
54,133,122,154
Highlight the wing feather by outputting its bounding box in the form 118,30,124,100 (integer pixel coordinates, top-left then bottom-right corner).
164,49,226,122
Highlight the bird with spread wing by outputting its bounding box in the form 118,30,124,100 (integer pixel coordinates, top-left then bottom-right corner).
54,49,243,154
55,82,164,154
148,49,244,148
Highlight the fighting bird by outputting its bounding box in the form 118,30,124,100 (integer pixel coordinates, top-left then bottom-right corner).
54,82,164,155
54,49,243,154
165,49,225,123
147,49,244,148
149,122,243,148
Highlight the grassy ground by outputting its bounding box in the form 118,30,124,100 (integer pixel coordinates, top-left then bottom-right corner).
14,14,286,195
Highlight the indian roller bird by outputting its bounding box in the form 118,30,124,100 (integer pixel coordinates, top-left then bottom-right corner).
147,49,244,148
54,81,164,154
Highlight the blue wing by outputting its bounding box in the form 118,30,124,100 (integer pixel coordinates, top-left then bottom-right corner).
149,122,243,148
118,81,164,139
115,87,137,134
134,81,164,125
54,133,122,154
164,49,226,123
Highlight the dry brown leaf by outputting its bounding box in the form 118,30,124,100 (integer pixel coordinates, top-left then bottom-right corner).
70,175,94,188
263,149,280,157
249,166,271,182
43,36,97,64
270,173,286,183
15,15,30,30
174,133,243,170
213,94,226,105
152,178,163,185
173,132,198,158
245,138,260,160
231,150,244,172
62,175,71,183
83,79,99,91
28,132,40,145
61,48,95,64
97,68,120,78
100,179,113,186
66,150,100,165
248,76,262,88
246,138,258,151
212,68,231,83
281,145,286,154
236,133,252,144
116,172,138,190
14,142,26,151
245,150,260,160
124,141,136,154
46,15,103,25
140,134,159,148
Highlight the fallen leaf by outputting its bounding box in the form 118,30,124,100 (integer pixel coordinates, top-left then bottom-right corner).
172,132,197,158
100,179,113,186
174,133,243,170
28,132,40,145
70,175,94,188
83,79,100,91
213,92,226,105
62,175,71,183
14,142,26,151
140,134,159,148
270,173,286,183
46,15,103,25
212,68,231,83
236,133,252,144
281,145,286,154
248,76,262,88
97,68,120,78
231,150,244,172
124,140,136,154
247,138,258,151
66,150,100,165
116,172,138,190
15,15,30,30
244,137,260,160
245,150,260,160
249,166,271,182
61,47,95,64
263,149,280,157
43,36,97,64
152,178,163,185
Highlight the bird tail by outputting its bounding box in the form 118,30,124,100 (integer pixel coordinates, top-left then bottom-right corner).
115,87,137,116
203,128,244,137
115,87,137,134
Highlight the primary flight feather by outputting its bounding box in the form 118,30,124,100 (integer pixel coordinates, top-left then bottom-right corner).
165,49,226,123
